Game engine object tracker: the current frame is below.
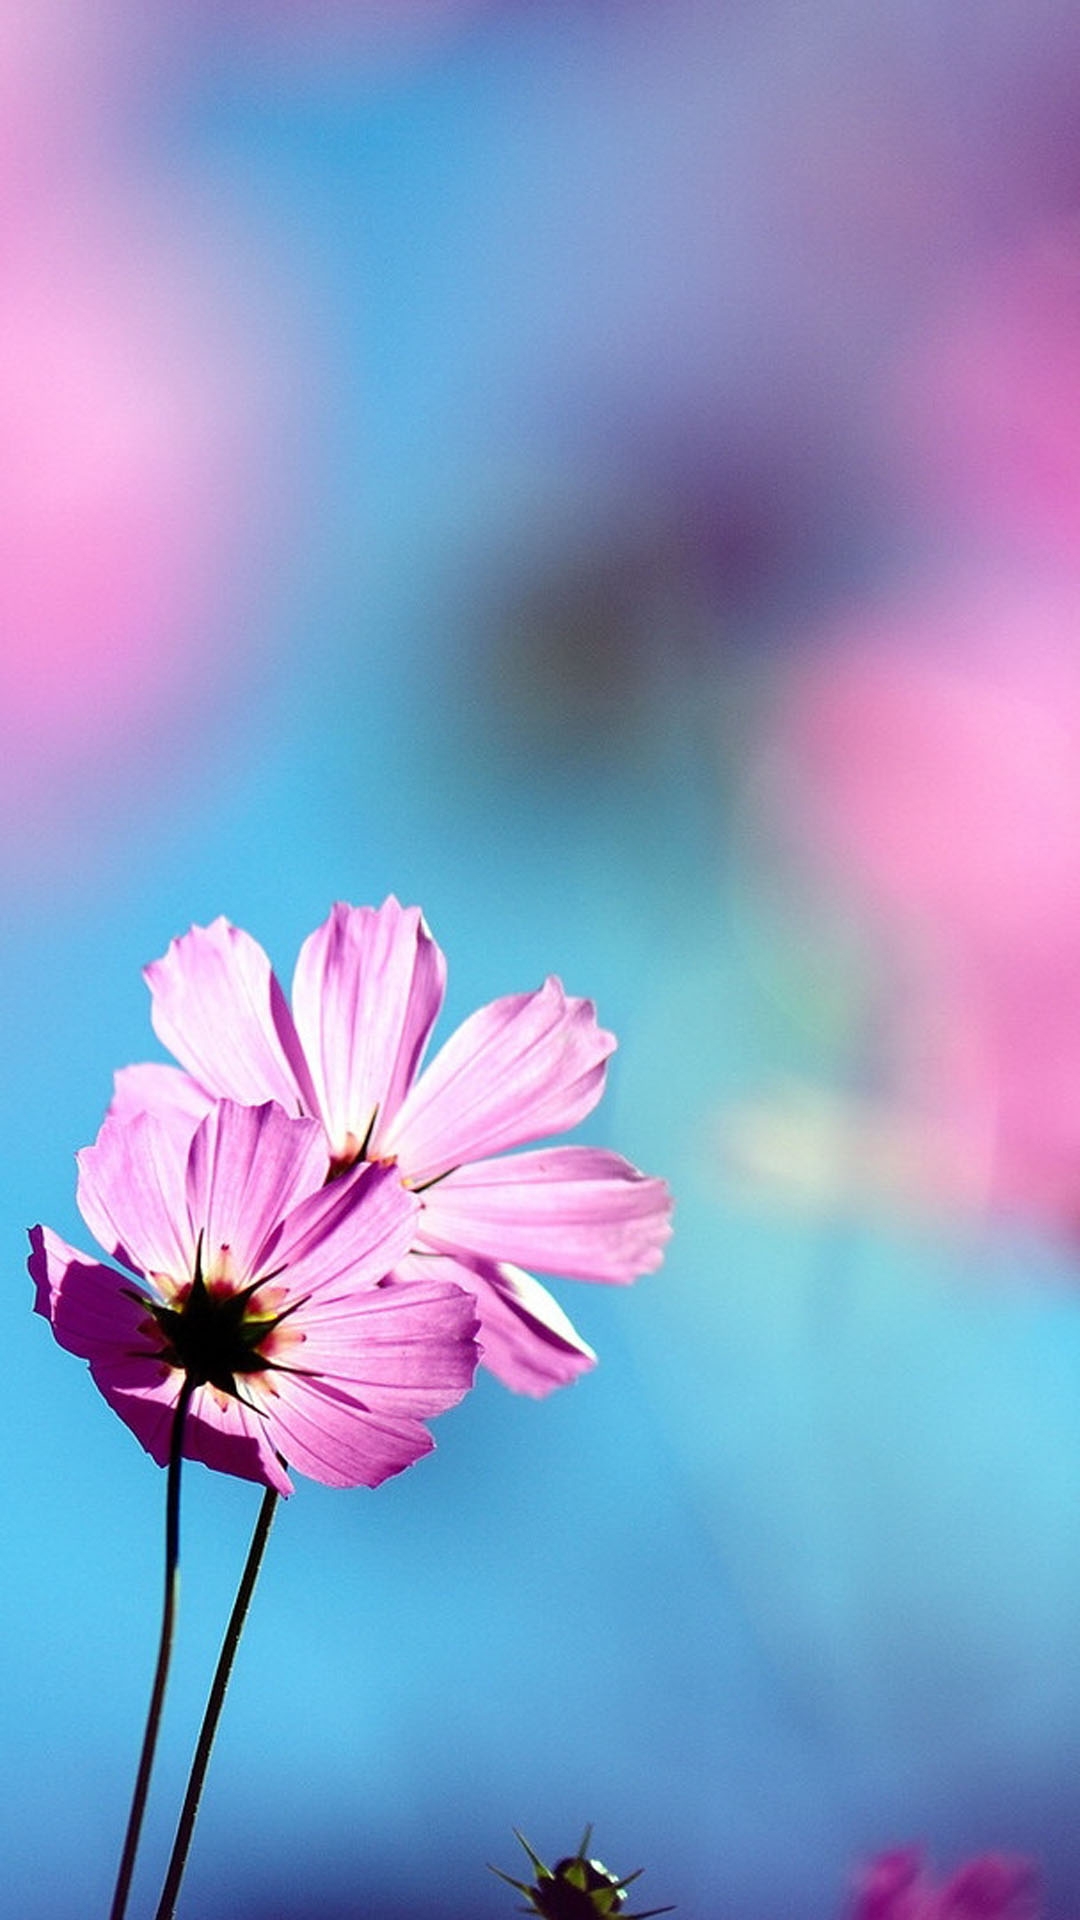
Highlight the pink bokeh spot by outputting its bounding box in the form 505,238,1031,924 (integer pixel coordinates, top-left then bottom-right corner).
0,205,286,852
784,575,1080,954
0,2,321,869
773,571,1080,1234
886,230,1080,565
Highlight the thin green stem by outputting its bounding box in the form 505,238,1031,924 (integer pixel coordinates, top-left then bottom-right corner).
108,1378,196,1920
153,1483,279,1920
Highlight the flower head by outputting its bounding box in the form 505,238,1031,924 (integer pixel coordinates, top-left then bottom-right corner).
851,1848,1040,1920
30,1098,479,1493
112,900,672,1396
491,1828,673,1920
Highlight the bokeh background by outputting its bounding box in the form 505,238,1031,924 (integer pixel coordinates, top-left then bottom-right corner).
8,3,1080,1915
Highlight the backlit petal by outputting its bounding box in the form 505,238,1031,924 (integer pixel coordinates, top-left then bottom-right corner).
290,898,446,1159
287,1271,478,1412
851,1850,1040,1920
30,1225,289,1488
110,1062,214,1132
77,1108,196,1279
146,917,316,1114
96,1369,292,1493
260,1371,437,1488
941,1856,1041,1919
266,1159,419,1298
383,976,615,1183
851,1850,922,1919
184,1101,329,1280
394,1251,596,1395
29,1224,154,1363
419,1146,672,1282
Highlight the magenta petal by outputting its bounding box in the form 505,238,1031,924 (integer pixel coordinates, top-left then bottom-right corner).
474,1267,596,1395
29,1225,289,1488
419,1146,672,1283
146,917,317,1114
261,1372,437,1488
97,1371,293,1493
289,1270,478,1411
395,1251,596,1395
383,976,616,1183
941,1857,1041,1920
851,1851,925,1920
852,1851,1040,1920
290,898,446,1160
266,1160,420,1298
77,1108,196,1278
184,1101,330,1280
258,1267,476,1485
29,1225,153,1361
110,1062,215,1132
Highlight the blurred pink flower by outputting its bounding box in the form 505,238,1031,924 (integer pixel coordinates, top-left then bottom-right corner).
0,1,141,187
0,3,320,870
885,229,1080,566
30,1099,478,1492
0,198,303,863
781,574,1080,955
850,1848,1039,1920
113,899,672,1396
769,570,1080,1235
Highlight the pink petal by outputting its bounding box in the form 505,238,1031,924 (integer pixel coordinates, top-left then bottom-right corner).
265,1159,420,1299
110,1062,214,1132
257,1267,477,1484
290,898,446,1161
77,1108,196,1279
851,1851,925,1920
29,1224,153,1362
146,917,317,1115
184,1101,329,1281
850,1852,1040,1920
418,1146,672,1283
383,976,616,1183
260,1370,438,1488
97,1370,293,1493
941,1858,1041,1920
30,1225,290,1490
287,1271,478,1412
395,1251,597,1396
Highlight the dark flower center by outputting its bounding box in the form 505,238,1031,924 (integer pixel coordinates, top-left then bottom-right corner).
147,1238,290,1398
533,1862,626,1920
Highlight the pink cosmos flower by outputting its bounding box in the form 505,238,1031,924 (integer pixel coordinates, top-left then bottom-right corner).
112,900,672,1396
29,1098,479,1494
850,1849,1040,1920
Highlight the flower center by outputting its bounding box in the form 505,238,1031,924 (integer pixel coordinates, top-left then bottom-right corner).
147,1238,292,1398
326,1133,399,1183
325,1108,403,1183
326,1134,364,1180
536,1861,627,1919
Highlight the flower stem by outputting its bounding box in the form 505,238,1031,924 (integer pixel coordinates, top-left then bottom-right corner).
108,1377,196,1920
152,1483,279,1920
